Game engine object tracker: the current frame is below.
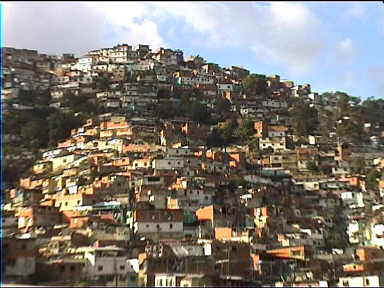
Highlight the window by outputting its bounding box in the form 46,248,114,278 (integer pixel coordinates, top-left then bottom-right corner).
70,266,75,272
8,259,16,267
292,250,301,256
98,265,103,271
21,243,27,250
120,265,125,270
365,279,370,285
130,275,137,281
60,265,65,272
170,224,173,229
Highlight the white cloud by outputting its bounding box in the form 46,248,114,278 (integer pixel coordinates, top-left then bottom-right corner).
83,2,165,49
337,38,353,56
342,71,355,90
151,2,324,75
3,2,166,55
3,1,324,75
368,67,384,97
3,2,106,55
335,38,356,65
345,3,366,20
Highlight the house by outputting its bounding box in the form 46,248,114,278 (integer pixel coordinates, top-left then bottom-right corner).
34,259,86,283
338,274,384,287
355,247,384,262
217,82,233,94
130,209,184,237
51,153,81,171
16,205,62,229
83,247,129,281
1,211,17,236
180,274,214,287
262,100,288,109
3,237,37,280
335,142,351,161
231,66,250,79
139,242,215,286
275,280,328,287
268,125,288,138
54,193,100,211
259,137,287,152
254,120,267,138
266,245,312,261
76,56,94,72
154,274,181,287
195,205,228,234
166,147,195,157
296,147,319,171
380,178,384,198
132,158,152,170
214,227,250,243
11,188,44,206
201,63,220,74
340,191,364,208
370,222,384,248
152,158,185,170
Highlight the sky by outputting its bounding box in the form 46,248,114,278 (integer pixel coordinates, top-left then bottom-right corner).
2,1,384,99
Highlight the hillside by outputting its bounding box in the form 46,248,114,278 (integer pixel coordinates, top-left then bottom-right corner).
2,44,384,286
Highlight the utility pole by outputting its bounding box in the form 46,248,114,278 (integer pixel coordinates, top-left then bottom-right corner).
114,256,118,288
227,244,230,279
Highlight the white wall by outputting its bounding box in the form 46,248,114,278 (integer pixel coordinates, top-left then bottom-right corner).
135,221,183,234
6,257,36,277
85,255,129,276
338,275,382,287
152,158,185,170
155,274,176,287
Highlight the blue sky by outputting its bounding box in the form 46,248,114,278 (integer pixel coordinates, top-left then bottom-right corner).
3,1,384,99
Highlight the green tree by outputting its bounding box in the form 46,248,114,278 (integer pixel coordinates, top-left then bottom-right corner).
155,101,177,119
248,138,260,153
290,100,319,136
243,74,268,95
217,116,238,145
17,89,35,105
307,160,319,172
97,75,110,90
236,118,254,141
186,102,211,124
336,119,364,144
21,119,49,149
350,157,366,174
361,97,384,125
206,128,225,148
216,97,232,114
47,111,83,147
366,169,381,190
335,91,351,117
157,88,170,99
